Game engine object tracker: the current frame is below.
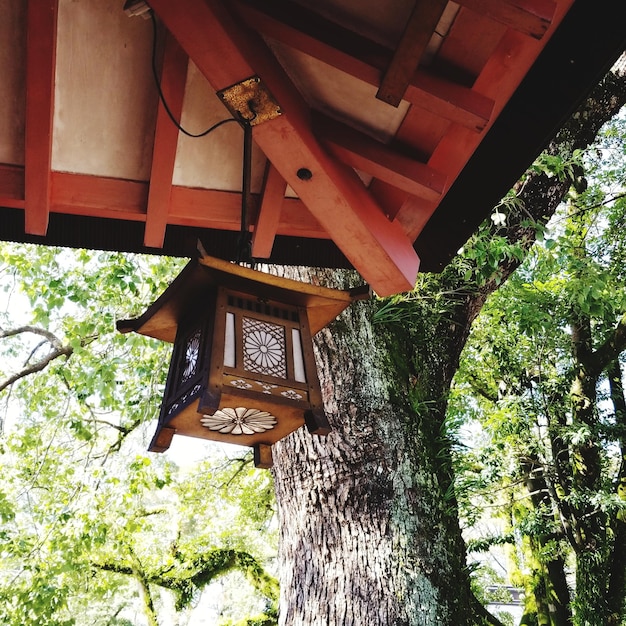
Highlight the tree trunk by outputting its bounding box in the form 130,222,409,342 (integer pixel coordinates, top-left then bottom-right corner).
270,56,626,626
273,269,476,625
521,457,572,626
607,361,626,624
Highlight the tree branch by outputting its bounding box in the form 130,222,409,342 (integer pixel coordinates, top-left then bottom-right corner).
0,325,66,349
589,313,626,378
0,325,99,394
92,547,279,611
0,344,73,393
464,54,626,326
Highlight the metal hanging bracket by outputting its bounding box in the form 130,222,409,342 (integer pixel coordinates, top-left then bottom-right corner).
217,76,282,126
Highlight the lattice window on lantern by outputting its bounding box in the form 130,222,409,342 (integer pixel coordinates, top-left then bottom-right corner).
242,316,287,378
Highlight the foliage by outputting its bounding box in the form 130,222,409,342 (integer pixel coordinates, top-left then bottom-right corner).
0,245,277,626
454,113,626,625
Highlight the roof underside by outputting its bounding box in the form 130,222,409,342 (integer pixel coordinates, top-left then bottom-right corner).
1,0,625,295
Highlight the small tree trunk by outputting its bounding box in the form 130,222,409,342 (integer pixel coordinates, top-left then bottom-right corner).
521,457,572,626
130,557,160,626
605,361,626,625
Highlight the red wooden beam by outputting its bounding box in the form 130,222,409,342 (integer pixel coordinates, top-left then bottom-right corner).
170,187,326,238
376,0,449,107
0,164,25,209
52,172,148,221
150,0,419,295
392,1,569,239
24,0,58,235
251,163,287,258
314,114,446,203
144,32,188,248
235,0,494,132
459,0,555,39
38,171,327,238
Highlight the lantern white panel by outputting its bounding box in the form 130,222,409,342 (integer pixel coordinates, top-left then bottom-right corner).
292,329,306,383
224,312,236,368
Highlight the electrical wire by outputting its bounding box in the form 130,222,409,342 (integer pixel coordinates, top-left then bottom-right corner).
148,10,258,266
236,121,254,265
150,11,239,138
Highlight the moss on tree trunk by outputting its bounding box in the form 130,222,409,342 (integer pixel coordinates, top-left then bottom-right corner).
272,269,477,625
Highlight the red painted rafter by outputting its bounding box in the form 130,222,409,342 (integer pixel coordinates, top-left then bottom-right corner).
0,164,25,209
235,0,494,132
41,170,326,238
314,114,446,203
376,0,449,107
251,163,287,258
144,32,188,248
461,0,555,39
149,0,419,295
24,0,58,236
0,168,325,237
393,1,568,239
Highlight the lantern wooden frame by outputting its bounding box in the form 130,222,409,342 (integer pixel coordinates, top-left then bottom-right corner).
117,253,367,465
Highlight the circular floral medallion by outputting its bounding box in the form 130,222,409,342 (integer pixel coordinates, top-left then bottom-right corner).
201,407,277,435
182,331,201,381
245,329,283,370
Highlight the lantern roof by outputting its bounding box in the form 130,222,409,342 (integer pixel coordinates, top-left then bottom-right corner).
2,0,625,295
117,253,368,343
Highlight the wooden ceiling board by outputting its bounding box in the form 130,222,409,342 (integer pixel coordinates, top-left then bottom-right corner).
0,0,26,166
435,6,507,82
268,42,411,144
288,0,416,49
51,0,157,180
171,62,267,192
459,0,556,39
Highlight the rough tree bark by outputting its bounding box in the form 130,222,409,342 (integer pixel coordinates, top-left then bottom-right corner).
271,55,626,626
273,270,474,625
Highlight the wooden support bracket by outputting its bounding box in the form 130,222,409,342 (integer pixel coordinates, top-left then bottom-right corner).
251,163,287,258
24,0,58,236
254,443,273,469
144,33,188,248
150,0,420,295
376,0,449,107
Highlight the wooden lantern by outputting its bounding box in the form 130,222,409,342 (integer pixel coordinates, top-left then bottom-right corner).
117,254,367,467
